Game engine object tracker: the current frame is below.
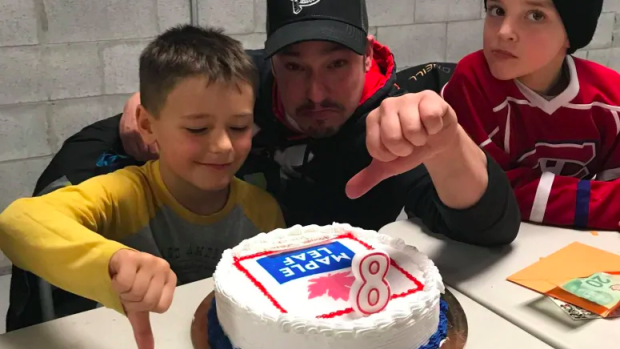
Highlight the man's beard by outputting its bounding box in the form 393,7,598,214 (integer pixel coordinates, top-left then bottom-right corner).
294,99,345,138
303,122,341,138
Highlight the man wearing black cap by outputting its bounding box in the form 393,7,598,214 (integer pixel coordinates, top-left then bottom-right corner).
118,0,519,240
443,0,620,231
6,0,521,331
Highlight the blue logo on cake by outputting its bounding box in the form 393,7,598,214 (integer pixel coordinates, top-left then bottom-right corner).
257,241,355,284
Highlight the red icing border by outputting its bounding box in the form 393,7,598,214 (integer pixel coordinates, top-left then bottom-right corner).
233,232,424,319
233,258,287,313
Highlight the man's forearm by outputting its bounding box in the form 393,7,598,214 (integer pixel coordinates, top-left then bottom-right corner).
414,128,520,246
424,126,488,209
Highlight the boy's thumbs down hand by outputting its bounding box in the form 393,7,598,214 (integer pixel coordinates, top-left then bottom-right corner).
109,249,178,349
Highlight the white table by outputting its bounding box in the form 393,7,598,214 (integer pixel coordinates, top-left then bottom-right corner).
380,220,620,349
0,278,551,348
0,280,211,349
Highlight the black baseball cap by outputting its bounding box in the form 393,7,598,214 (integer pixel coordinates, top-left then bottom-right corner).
264,0,369,58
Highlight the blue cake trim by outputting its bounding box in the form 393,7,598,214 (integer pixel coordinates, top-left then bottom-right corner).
207,298,449,349
420,299,449,349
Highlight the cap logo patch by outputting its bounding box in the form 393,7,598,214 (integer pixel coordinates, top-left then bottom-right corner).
291,0,321,14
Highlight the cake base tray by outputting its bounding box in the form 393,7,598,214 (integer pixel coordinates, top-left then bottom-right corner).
190,289,468,349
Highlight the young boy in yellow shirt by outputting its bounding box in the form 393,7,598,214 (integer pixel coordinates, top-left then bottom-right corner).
0,25,284,347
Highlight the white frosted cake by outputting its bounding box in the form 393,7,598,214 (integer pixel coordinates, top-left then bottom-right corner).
211,223,446,349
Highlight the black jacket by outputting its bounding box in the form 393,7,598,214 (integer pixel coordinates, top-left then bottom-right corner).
239,47,519,241
6,48,520,331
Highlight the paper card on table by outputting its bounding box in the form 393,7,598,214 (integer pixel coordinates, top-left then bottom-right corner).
507,242,620,317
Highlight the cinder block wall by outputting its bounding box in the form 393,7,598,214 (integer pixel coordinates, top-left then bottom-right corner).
0,0,619,273
0,0,192,274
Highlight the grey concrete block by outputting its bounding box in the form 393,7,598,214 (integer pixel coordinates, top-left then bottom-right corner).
48,97,112,151
45,43,103,100
47,94,129,152
199,0,254,34
0,251,11,274
103,41,149,95
231,33,267,50
105,0,158,39
0,156,52,211
0,104,52,162
603,1,620,13
378,23,447,68
614,13,620,48
585,12,614,50
255,0,267,33
586,49,610,67
447,19,483,62
610,48,620,72
43,0,158,43
43,0,108,42
104,94,133,116
367,0,415,27
415,0,482,23
369,27,378,38
157,0,191,31
571,50,588,60
0,47,47,104
0,0,39,47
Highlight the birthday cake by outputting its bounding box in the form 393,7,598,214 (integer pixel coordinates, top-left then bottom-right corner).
209,223,447,349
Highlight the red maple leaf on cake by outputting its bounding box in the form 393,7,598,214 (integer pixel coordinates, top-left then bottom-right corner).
307,272,356,301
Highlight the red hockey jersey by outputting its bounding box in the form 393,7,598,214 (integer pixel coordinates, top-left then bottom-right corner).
442,50,620,230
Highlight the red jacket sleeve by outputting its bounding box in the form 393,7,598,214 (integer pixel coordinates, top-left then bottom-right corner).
442,56,620,231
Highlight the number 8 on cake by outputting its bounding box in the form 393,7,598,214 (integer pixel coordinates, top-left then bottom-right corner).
350,250,392,315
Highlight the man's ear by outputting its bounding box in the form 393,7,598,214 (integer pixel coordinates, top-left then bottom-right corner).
136,105,158,145
364,35,374,73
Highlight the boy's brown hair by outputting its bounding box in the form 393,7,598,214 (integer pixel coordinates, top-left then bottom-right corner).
139,25,259,116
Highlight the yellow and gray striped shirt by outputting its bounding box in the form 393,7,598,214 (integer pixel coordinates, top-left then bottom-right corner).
0,160,284,314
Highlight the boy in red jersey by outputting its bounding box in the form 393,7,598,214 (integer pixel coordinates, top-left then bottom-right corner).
441,0,620,230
